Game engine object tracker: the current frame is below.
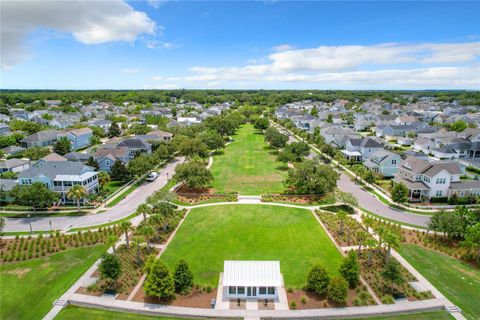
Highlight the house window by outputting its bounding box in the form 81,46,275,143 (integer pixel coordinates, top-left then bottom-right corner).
259,287,267,295
392,159,397,165
54,181,61,186
436,178,446,184
229,287,236,295
237,287,245,295
268,287,275,295
436,190,442,197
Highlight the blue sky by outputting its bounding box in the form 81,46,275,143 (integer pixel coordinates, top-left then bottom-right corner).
1,1,479,89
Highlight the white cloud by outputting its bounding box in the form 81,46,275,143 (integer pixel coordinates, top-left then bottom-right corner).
182,41,480,89
1,0,155,68
272,44,295,52
143,39,179,50
122,68,140,74
147,0,168,9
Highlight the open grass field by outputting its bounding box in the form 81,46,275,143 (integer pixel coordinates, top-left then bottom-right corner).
55,305,451,320
210,124,287,195
398,244,480,320
160,204,343,288
0,245,107,320
56,306,194,320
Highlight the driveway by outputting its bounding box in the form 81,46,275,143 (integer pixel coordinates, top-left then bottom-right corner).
3,157,185,232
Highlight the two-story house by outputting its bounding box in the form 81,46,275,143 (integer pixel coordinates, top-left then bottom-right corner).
20,130,61,148
93,147,130,172
341,137,384,162
18,161,99,204
364,150,401,177
67,127,93,150
116,138,152,159
393,156,480,201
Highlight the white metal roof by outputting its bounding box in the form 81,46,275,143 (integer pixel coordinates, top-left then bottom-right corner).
222,260,282,287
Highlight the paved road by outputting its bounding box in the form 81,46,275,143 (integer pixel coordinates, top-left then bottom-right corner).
3,157,185,232
276,123,430,227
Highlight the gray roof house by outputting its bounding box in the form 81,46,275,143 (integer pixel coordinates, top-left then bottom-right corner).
0,159,30,173
341,137,384,161
1,145,26,156
116,138,152,158
20,130,61,148
18,161,99,204
364,150,401,177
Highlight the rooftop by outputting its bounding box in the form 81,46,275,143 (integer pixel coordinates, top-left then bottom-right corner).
222,260,282,287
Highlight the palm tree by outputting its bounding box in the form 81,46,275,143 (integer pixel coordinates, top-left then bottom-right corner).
383,230,400,263
357,230,368,254
67,185,87,212
137,203,151,221
120,221,133,249
365,238,377,267
337,211,348,235
131,236,145,266
98,171,111,190
362,215,374,233
138,225,155,251
106,234,118,255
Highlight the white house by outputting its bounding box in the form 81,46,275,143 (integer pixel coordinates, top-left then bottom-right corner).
222,260,282,300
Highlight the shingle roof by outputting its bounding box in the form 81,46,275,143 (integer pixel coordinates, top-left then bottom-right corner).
0,179,17,191
450,181,480,189
68,127,93,136
21,130,59,142
94,147,130,159
18,161,94,180
64,152,91,161
0,159,29,169
423,162,463,177
116,138,151,149
360,137,383,148
40,153,67,162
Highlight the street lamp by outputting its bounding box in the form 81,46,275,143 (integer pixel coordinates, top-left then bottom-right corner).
49,220,52,232
28,214,32,234
166,172,169,181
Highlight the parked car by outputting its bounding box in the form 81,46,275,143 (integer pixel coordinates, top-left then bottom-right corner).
146,171,158,182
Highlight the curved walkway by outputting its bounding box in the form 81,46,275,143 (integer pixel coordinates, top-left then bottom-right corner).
3,157,185,233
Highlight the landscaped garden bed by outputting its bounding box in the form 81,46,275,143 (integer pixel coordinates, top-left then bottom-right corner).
134,209,187,245
0,227,121,263
261,192,336,205
357,249,433,303
317,211,375,247
132,285,217,308
175,192,237,205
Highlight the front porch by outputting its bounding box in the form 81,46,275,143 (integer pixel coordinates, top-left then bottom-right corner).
340,150,362,162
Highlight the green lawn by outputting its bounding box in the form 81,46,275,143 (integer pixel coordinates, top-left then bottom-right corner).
398,244,480,320
210,124,287,195
0,245,108,320
160,204,343,288
54,305,451,320
56,305,194,320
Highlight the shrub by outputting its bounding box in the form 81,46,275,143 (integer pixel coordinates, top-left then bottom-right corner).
339,251,360,288
173,259,194,295
300,295,307,304
306,263,330,295
327,276,348,303
289,301,297,310
144,259,175,300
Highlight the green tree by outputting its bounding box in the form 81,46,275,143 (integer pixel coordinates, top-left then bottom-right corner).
201,131,225,152
106,234,118,255
285,160,339,195
98,171,111,190
321,144,336,157
173,259,194,295
391,183,408,203
326,114,333,123
127,154,154,178
327,276,348,303
138,225,155,251
53,136,71,155
23,147,50,160
269,132,288,151
120,221,133,249
306,263,330,295
144,259,175,300
451,120,468,132
277,149,294,167
137,203,152,221
339,250,360,288
462,223,480,264
10,182,59,211
99,253,121,288
174,160,213,190
351,164,366,182
108,121,122,138
86,156,99,170
337,211,348,235
286,142,310,162
111,160,130,181
365,238,377,267
253,117,270,131
336,191,358,208
383,230,400,263
381,260,404,294
67,184,87,212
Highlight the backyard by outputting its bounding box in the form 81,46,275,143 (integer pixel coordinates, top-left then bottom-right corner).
398,243,480,320
0,244,108,320
210,124,287,195
160,204,343,288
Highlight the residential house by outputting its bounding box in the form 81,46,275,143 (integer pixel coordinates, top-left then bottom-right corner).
0,123,10,134
20,130,61,148
18,161,99,204
1,145,25,157
341,137,384,161
64,152,92,163
0,159,30,173
116,138,152,158
93,147,130,172
460,128,480,142
88,120,112,133
364,150,401,177
393,156,480,201
413,137,436,154
67,127,93,150
135,130,173,142
431,147,459,160
38,153,68,163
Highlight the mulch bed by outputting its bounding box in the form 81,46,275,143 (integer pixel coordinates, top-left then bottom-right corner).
132,285,217,308
287,288,369,309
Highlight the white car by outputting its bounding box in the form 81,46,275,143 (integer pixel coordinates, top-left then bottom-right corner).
146,172,159,182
